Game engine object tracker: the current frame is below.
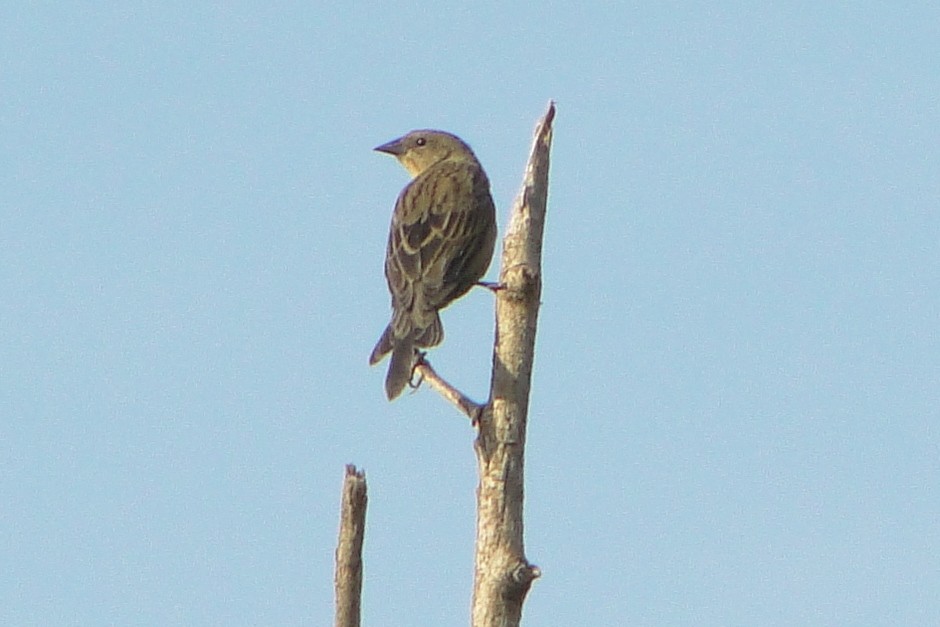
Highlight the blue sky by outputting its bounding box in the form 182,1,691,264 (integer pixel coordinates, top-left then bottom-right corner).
2,3,939,625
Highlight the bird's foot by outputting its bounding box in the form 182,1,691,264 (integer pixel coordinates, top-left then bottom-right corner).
408,350,428,392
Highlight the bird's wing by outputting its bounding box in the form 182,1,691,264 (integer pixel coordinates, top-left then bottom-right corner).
435,168,496,305
386,160,494,316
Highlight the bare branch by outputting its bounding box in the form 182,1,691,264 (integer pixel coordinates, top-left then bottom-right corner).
334,465,368,627
471,101,555,626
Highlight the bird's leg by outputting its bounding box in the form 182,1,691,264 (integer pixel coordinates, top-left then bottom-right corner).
476,280,505,292
407,350,428,391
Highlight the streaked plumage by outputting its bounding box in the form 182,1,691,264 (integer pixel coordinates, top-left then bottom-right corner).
370,130,497,400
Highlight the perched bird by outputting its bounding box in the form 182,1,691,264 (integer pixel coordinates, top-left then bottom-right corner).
370,130,497,400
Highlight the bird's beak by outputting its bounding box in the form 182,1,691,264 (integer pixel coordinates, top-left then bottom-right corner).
374,137,405,156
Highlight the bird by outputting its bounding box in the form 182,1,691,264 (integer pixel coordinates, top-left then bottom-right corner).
369,130,497,400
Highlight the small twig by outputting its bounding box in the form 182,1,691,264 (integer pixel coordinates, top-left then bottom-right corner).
413,355,485,423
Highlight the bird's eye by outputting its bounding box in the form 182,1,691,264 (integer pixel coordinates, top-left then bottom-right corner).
415,137,427,147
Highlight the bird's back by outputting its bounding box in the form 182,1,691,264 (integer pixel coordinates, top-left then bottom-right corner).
385,157,496,331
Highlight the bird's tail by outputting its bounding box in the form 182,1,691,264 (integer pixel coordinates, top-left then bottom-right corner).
369,312,442,400
369,325,393,366
384,336,415,400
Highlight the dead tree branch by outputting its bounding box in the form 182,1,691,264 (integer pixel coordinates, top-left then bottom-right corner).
334,465,368,627
471,102,555,626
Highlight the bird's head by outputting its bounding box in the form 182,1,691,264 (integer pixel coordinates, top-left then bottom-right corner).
375,130,478,177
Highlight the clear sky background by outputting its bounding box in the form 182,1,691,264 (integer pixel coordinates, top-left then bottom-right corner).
2,3,939,625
